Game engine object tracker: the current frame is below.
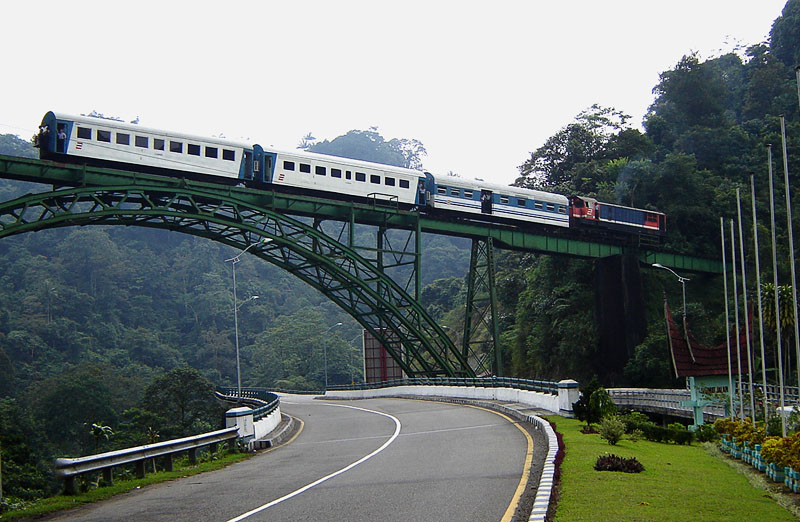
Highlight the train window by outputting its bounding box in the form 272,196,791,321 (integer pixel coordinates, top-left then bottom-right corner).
546,203,555,211
558,206,567,214
400,179,410,189
331,168,342,178
116,133,130,145
517,198,526,206
450,188,460,197
500,196,509,204
135,136,149,148
346,170,352,179
205,146,218,158
188,144,201,156
355,172,366,182
222,149,235,161
170,141,183,153
437,187,447,195
77,127,92,139
97,130,111,142
385,177,395,186
370,174,381,184
534,202,543,210
316,166,326,176
300,163,311,173
154,139,165,150
464,190,473,198
283,161,295,170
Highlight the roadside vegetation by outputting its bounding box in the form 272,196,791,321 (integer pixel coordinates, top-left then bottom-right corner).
0,449,252,521
548,415,797,521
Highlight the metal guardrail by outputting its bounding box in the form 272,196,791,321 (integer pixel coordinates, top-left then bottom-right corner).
326,376,559,394
54,427,239,494
216,388,280,421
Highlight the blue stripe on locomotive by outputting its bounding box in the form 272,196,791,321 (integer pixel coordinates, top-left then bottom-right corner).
597,203,646,225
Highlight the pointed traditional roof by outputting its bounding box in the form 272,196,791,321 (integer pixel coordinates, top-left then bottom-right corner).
664,299,750,378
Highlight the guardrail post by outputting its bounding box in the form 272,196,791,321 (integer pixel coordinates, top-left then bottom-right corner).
102,467,113,485
557,379,580,416
164,454,173,472
64,476,77,495
135,460,146,478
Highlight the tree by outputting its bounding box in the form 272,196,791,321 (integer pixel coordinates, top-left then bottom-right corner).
302,128,427,170
770,0,800,68
141,367,224,438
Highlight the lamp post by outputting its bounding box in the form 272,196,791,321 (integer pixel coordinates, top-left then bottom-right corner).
324,322,343,389
225,238,270,399
653,263,693,360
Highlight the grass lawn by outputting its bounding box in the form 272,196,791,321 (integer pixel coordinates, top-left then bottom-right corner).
547,416,797,522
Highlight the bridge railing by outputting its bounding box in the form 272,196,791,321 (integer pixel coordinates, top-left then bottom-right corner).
216,388,280,421
54,427,239,495
327,376,560,394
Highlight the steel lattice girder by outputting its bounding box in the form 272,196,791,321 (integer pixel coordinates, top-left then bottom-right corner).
461,238,501,377
0,184,473,377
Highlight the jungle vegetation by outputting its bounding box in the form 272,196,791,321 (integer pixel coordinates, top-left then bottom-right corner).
1,0,799,504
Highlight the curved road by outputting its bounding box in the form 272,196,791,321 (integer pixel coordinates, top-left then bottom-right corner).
46,395,533,522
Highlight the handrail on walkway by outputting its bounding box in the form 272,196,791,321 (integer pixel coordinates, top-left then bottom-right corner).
54,427,239,495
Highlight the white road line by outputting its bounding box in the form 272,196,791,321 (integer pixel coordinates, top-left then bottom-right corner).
225,403,401,522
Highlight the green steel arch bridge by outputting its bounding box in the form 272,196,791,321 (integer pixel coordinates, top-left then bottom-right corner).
0,154,721,378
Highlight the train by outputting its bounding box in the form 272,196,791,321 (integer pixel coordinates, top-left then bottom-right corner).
35,111,666,238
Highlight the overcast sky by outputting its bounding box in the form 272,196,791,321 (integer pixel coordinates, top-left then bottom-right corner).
0,1,789,185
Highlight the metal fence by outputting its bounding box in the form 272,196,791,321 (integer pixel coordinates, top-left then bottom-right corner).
326,376,559,394
216,388,280,421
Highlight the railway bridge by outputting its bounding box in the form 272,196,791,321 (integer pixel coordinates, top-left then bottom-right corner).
0,154,721,378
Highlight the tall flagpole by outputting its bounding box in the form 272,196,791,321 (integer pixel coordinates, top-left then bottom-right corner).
737,188,756,424
780,116,800,391
731,219,744,420
768,144,787,436
721,217,735,416
751,174,769,421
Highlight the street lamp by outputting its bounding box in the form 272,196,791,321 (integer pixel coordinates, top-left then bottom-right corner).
324,322,343,389
653,263,693,360
225,238,271,399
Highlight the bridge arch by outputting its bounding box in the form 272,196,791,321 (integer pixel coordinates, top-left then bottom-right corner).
0,182,472,377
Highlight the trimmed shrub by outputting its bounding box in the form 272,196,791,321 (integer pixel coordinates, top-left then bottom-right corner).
594,454,644,473
599,414,626,445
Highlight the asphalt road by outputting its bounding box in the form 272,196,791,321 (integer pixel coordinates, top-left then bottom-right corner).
45,395,532,522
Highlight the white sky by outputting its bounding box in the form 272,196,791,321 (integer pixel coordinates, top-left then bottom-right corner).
0,1,788,186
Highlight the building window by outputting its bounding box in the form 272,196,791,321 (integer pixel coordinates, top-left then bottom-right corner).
97,130,111,142
222,149,235,161
400,179,410,188
154,138,165,150
205,146,218,158
355,172,366,182
284,160,295,171
300,163,311,173
170,141,183,153
188,144,201,156
77,127,92,139
331,168,342,178
116,133,130,145
135,136,149,148
316,166,326,176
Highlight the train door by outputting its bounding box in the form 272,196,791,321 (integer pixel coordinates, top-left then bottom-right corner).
481,190,492,214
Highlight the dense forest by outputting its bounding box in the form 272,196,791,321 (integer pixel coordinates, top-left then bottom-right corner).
1,0,800,504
